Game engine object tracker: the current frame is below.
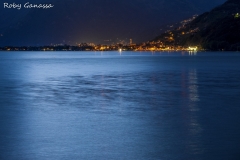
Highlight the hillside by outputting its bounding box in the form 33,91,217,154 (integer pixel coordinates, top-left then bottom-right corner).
152,0,240,51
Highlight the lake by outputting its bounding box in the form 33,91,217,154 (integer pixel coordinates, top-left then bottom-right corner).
0,51,240,160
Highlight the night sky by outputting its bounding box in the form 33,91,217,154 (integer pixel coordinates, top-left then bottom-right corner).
0,0,226,46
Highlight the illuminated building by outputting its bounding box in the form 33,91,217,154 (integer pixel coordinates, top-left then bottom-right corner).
188,46,198,51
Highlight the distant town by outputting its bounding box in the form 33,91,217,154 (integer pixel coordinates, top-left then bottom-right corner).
0,41,198,52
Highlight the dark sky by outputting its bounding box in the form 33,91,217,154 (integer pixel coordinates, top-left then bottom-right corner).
0,0,226,46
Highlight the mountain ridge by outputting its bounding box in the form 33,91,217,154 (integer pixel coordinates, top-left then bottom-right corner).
152,0,240,50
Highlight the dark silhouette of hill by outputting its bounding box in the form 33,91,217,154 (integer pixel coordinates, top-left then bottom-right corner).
153,0,240,51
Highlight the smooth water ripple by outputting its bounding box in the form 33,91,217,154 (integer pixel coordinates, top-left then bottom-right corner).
0,51,240,160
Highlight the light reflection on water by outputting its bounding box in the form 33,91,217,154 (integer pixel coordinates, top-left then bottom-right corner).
0,51,240,160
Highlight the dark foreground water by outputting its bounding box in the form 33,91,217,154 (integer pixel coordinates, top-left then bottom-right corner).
0,51,240,160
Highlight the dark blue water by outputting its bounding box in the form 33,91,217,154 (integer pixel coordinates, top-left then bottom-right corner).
0,51,240,160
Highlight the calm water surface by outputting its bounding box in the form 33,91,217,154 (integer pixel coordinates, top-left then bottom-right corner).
0,51,240,160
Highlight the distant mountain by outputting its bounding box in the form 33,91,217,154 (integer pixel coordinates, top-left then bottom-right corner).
152,0,240,51
0,0,225,46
